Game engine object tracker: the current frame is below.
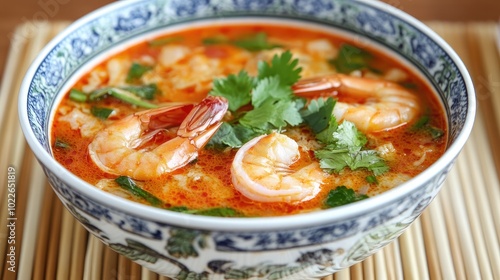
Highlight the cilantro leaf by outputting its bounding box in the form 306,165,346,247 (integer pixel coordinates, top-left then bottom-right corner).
324,186,368,208
207,122,259,149
251,76,293,107
316,115,338,144
258,50,302,86
332,121,367,152
168,206,245,217
233,32,281,52
126,62,152,83
91,107,114,120
313,121,389,175
209,71,255,112
115,176,164,207
239,99,303,132
329,44,372,74
301,97,336,134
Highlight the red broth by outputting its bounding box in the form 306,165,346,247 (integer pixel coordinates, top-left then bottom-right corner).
51,23,447,217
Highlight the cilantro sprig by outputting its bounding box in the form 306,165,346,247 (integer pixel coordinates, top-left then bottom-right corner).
324,186,368,208
208,50,304,147
301,97,389,176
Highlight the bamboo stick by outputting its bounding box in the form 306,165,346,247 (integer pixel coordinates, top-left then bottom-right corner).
399,225,421,280
102,246,119,279
56,209,76,280
69,223,88,280
45,197,63,280
82,236,95,280
333,267,350,280
31,184,54,280
362,256,374,280
17,156,48,280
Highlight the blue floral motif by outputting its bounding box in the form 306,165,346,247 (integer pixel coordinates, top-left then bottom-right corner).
357,11,396,35
71,29,100,58
171,0,211,16
114,6,153,32
301,0,334,12
39,55,64,87
410,35,437,69
232,0,274,11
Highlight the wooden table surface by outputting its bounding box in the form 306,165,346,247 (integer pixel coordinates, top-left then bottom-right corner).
0,0,499,80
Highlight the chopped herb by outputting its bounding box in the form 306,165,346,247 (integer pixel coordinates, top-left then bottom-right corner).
329,44,372,74
122,84,158,100
208,51,304,145
115,176,164,207
301,97,336,134
89,86,159,107
209,71,255,112
148,36,183,47
366,175,378,184
324,186,368,208
207,122,259,149
109,88,158,108
202,35,230,45
168,206,244,217
91,107,114,119
411,113,444,139
203,32,281,51
257,50,302,86
54,138,70,149
88,87,110,101
126,62,152,83
232,32,281,52
305,100,389,176
69,88,87,102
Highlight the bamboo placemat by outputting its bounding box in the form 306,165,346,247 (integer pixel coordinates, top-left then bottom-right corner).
1,21,500,280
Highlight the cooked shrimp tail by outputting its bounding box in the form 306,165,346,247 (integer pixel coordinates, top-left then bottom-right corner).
88,96,228,180
293,73,421,132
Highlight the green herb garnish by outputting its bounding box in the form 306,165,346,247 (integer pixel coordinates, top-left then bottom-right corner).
233,32,282,52
210,71,255,112
329,44,373,74
89,87,158,108
115,176,164,207
366,175,378,184
91,107,114,119
324,185,368,208
168,206,245,217
208,50,304,147
203,32,281,52
126,62,152,83
302,98,389,176
315,121,389,175
54,138,70,149
69,88,87,102
411,112,444,139
122,84,158,100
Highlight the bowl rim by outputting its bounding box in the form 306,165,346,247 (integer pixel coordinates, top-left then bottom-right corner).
18,0,476,232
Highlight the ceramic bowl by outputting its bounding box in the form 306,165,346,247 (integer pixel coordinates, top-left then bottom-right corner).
18,0,475,279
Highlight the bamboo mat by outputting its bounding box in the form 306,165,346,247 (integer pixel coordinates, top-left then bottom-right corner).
1,21,500,280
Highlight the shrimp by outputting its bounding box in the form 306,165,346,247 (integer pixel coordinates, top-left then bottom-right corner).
292,73,421,132
88,96,228,180
231,132,325,204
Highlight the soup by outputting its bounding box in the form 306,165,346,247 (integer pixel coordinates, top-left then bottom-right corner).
51,23,447,217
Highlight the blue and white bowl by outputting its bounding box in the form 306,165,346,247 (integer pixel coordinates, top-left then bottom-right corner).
18,0,475,279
